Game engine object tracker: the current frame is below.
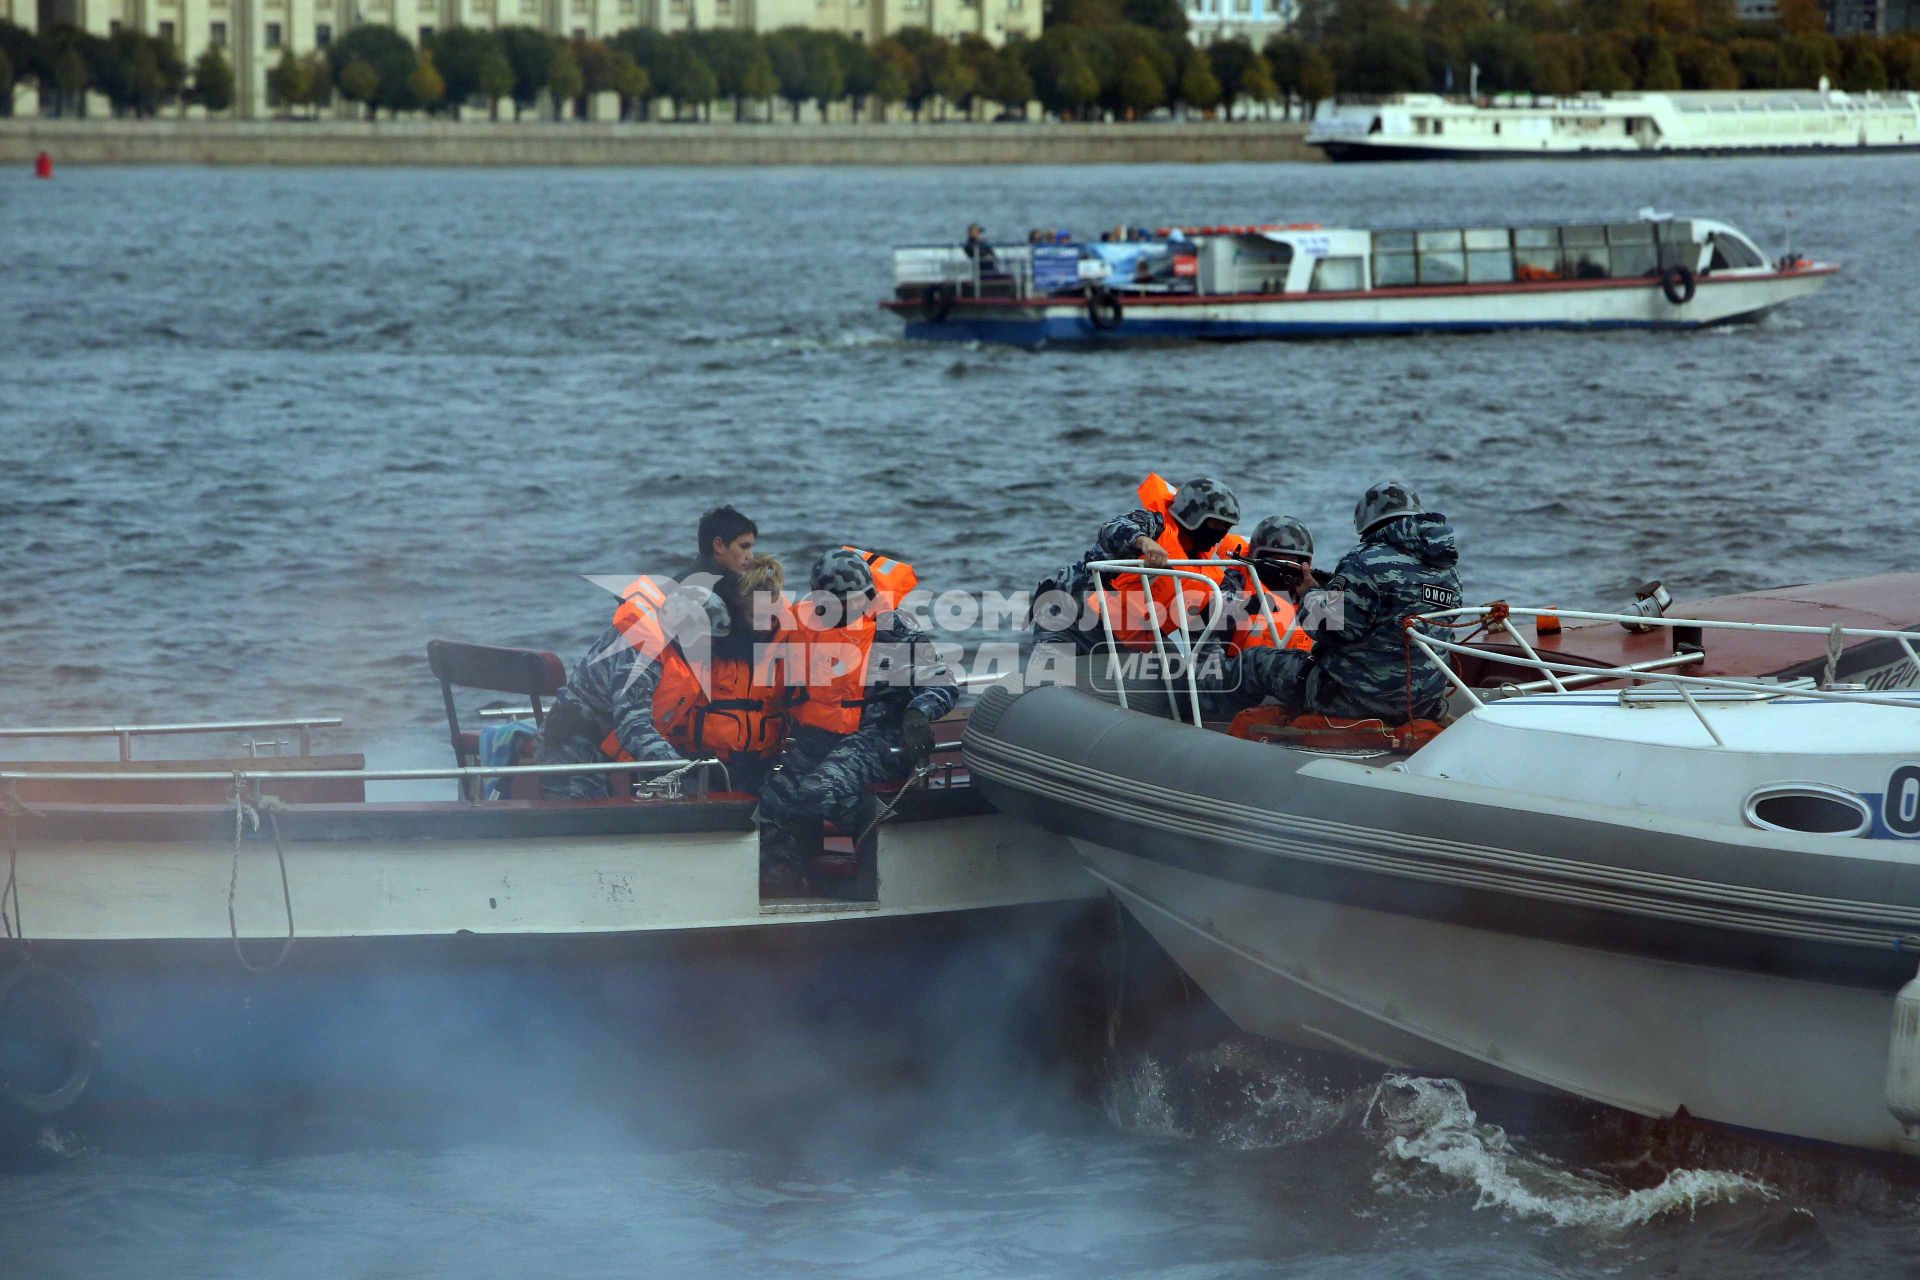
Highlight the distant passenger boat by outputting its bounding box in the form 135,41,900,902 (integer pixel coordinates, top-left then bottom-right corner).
1308,87,1920,161
884,215,1834,347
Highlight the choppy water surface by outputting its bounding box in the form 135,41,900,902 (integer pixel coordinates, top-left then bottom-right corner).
4,157,1920,1275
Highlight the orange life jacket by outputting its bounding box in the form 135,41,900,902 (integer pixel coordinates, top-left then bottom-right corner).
1092,473,1233,650
1210,535,1314,653
596,575,789,763
769,548,920,737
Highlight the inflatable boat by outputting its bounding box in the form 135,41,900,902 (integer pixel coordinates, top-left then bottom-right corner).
964,571,1920,1156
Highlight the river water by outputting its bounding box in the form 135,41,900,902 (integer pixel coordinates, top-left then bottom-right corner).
2,155,1919,1275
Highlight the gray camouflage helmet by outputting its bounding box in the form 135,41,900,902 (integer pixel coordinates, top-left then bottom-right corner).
663,582,732,639
1167,476,1241,532
1248,516,1313,561
1354,480,1423,537
810,547,876,598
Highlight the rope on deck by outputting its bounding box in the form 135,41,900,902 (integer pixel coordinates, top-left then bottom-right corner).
228,776,296,974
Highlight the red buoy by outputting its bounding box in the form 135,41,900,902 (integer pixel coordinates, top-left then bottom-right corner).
34,151,52,179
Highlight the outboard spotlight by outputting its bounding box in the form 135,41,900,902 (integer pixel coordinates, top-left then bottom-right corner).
1619,580,1673,634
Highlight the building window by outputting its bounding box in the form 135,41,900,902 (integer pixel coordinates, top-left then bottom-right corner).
315,21,331,43
572,25,585,37
266,20,282,43
210,20,227,44
419,23,434,40
158,18,176,40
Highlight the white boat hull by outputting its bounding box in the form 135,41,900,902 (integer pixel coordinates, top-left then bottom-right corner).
1077,838,1909,1155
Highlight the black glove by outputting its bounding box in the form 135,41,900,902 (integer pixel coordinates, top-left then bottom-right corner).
900,708,936,768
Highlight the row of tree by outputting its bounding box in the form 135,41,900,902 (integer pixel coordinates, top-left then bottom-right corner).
1283,0,1920,99
5,0,1920,124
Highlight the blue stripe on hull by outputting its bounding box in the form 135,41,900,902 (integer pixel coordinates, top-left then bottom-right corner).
903,313,1740,347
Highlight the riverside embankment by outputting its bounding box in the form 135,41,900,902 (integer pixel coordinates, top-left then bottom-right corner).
0,118,1318,165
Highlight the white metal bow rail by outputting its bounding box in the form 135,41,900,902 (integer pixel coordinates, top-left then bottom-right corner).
1408,603,1920,747
0,717,344,761
0,757,734,802
1085,558,1298,727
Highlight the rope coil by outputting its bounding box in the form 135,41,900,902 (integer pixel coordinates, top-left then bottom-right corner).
228,776,296,974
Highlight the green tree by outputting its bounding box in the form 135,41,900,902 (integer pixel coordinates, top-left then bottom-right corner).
1584,34,1631,91
495,25,557,119
765,28,810,122
1839,35,1889,90
842,36,879,120
1205,37,1259,118
1462,22,1534,91
430,27,503,114
1178,50,1221,111
1783,32,1841,86
95,31,177,117
192,46,234,112
301,51,333,114
1298,46,1335,115
409,48,445,112
1121,0,1188,35
329,24,417,117
339,57,379,117
1240,54,1277,118
0,48,12,115
1882,34,1920,90
54,46,89,115
1727,37,1784,88
1531,33,1582,96
1641,43,1681,89
980,48,1035,114
1675,37,1738,88
1776,0,1825,37
873,47,911,121
742,48,778,119
0,20,27,116
1262,34,1306,116
1343,26,1426,94
266,46,310,113
610,51,649,120
804,36,845,121
1059,44,1101,118
547,45,582,117
930,49,975,119
478,47,514,119
1116,51,1164,115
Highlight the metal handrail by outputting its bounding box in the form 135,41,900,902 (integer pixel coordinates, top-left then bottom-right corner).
0,717,343,761
1406,603,1920,747
0,756,733,800
1085,559,1240,727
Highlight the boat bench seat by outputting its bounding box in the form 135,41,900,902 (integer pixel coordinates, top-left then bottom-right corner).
1227,706,1446,752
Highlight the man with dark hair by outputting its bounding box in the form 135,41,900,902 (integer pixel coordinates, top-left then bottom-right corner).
695,506,758,576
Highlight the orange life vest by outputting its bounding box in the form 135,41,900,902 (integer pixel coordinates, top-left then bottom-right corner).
596,575,789,763
768,548,920,737
1209,534,1312,653
1092,473,1233,650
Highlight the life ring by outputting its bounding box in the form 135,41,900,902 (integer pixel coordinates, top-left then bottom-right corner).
920,283,956,323
0,965,102,1115
1660,264,1696,306
1087,287,1124,331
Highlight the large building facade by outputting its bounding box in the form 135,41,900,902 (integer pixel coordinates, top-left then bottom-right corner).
1182,0,1292,47
3,0,1037,119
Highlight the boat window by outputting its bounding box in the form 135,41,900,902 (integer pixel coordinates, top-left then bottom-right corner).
1462,228,1513,283
1416,229,1463,252
1744,785,1870,837
1707,232,1764,270
1512,226,1562,281
1309,256,1366,292
1606,223,1658,277
1373,230,1416,253
1561,224,1608,279
1373,251,1417,287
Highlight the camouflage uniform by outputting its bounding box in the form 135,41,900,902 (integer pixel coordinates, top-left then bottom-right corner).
758,612,958,837
1231,513,1463,722
534,625,685,800
1032,507,1166,650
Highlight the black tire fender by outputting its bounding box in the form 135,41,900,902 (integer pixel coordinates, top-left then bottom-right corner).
920,283,956,323
1087,286,1124,331
1660,264,1697,306
0,965,102,1116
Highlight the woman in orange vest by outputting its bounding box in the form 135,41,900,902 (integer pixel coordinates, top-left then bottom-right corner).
1033,472,1242,652
533,567,790,799
755,547,958,896
1220,516,1317,655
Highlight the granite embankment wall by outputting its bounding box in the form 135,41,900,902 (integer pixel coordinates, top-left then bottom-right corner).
0,118,1319,165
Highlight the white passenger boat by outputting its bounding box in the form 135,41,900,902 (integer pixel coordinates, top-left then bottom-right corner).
885,214,1832,347
965,569,1920,1157
0,639,1096,1135
1309,87,1920,161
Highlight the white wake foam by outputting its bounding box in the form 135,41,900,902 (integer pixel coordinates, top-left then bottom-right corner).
1365,1074,1775,1229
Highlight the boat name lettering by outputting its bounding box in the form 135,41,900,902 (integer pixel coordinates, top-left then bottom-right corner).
1886,765,1920,838
1298,235,1332,257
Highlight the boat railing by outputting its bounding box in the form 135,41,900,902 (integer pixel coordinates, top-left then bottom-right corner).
0,756,734,804
1082,559,1294,727
892,244,1035,300
0,717,345,761
1407,603,1920,748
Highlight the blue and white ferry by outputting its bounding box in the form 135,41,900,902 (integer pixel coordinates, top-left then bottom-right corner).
883,215,1834,347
